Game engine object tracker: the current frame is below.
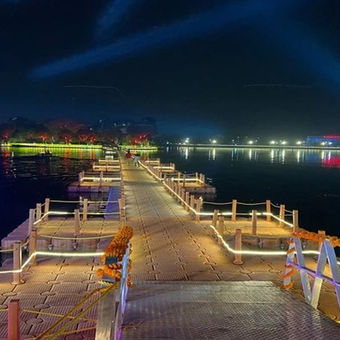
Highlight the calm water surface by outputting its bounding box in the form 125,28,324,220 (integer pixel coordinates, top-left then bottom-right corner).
155,147,340,236
0,147,102,240
1,146,340,240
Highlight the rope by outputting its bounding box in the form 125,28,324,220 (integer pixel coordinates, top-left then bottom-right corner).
21,240,29,247
203,201,232,206
271,203,281,208
39,234,115,240
47,284,118,340
43,326,97,338
88,200,118,204
87,212,119,215
20,309,96,322
0,248,14,253
237,201,266,206
50,200,81,203
35,288,102,340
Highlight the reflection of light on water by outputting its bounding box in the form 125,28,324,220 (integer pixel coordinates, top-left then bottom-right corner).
321,151,325,161
270,149,274,163
281,150,285,164
212,148,216,160
185,147,189,160
296,150,301,163
231,148,237,161
166,146,169,152
248,149,252,161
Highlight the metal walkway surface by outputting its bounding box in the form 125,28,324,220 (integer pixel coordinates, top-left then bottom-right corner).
121,281,340,340
122,161,233,282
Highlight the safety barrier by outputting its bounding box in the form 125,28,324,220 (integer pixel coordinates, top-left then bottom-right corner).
26,197,125,234
98,158,120,165
138,158,316,265
93,163,121,172
96,226,133,340
141,160,297,227
79,170,122,183
283,231,340,310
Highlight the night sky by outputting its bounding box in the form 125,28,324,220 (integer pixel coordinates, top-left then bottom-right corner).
1,0,340,137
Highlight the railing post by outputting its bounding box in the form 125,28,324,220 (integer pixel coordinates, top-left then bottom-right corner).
29,228,37,266
28,209,35,236
12,242,23,285
78,171,83,183
252,210,257,235
190,195,195,217
318,230,326,251
83,198,88,222
217,216,224,244
183,174,186,188
118,198,125,219
233,229,243,265
195,198,202,221
185,192,190,211
74,209,80,236
200,173,205,184
212,209,219,227
180,188,185,206
44,198,50,221
172,183,176,198
279,204,285,227
8,299,20,340
36,203,42,221
293,210,299,233
100,171,104,186
231,199,237,222
266,200,271,222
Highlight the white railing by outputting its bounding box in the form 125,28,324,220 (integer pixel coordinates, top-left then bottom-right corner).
98,159,120,165
283,235,340,310
96,244,130,340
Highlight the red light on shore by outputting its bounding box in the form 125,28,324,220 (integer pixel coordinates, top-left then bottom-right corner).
322,156,340,168
323,135,340,139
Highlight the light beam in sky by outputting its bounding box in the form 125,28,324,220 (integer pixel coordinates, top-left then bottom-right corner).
94,0,139,41
259,18,340,88
31,0,294,79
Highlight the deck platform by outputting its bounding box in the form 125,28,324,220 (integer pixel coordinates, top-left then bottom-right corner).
0,218,120,339
0,154,339,338
68,181,120,193
121,281,340,340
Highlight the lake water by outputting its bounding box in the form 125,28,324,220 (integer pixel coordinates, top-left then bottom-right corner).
0,147,102,240
155,147,340,236
1,146,340,240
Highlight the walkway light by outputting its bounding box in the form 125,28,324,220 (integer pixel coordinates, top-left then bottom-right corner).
184,138,190,144
269,140,276,145
281,141,287,145
211,139,217,144
296,141,302,145
248,140,254,145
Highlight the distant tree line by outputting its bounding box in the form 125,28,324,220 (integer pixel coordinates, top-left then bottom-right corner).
0,117,156,145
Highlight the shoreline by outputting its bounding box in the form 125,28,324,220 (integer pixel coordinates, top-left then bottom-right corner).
171,143,340,150
1,142,102,149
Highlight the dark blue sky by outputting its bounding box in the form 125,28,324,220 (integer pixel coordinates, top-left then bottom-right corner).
1,0,340,137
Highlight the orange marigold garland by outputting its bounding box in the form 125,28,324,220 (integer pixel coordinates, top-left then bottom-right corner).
97,225,133,287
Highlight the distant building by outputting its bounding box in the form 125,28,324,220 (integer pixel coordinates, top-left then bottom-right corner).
306,135,340,146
